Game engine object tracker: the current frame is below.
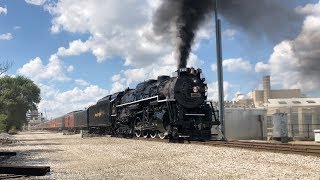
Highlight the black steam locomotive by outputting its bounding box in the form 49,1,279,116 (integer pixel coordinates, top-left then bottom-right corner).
38,67,220,140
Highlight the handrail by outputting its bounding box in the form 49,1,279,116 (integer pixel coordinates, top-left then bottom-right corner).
116,96,175,107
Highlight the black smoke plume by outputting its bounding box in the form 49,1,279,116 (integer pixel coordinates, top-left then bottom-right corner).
153,0,309,69
153,0,215,69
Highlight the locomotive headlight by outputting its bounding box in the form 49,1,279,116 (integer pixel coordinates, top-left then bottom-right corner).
192,86,200,93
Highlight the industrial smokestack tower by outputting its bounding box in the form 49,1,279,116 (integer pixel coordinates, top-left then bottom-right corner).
263,75,271,103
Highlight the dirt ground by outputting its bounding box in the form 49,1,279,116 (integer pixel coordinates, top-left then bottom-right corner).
1,131,320,180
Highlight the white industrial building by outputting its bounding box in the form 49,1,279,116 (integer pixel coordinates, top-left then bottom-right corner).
218,75,320,141
266,98,320,140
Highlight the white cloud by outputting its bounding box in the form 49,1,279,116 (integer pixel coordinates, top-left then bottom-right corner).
255,62,270,73
45,0,212,69
23,0,224,117
222,29,237,40
0,33,12,40
57,39,89,57
75,79,89,86
211,58,252,72
46,0,149,34
43,0,174,67
258,3,320,95
67,65,74,72
207,81,233,101
110,52,204,93
296,3,320,15
0,6,7,15
211,64,217,71
267,41,317,92
13,26,21,30
223,58,252,72
110,81,126,94
25,0,46,6
111,74,121,82
17,55,70,82
38,84,108,118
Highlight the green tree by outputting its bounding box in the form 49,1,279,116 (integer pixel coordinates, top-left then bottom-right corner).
0,76,40,132
0,61,12,75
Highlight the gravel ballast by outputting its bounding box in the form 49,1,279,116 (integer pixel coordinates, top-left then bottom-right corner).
0,133,17,145
0,131,319,179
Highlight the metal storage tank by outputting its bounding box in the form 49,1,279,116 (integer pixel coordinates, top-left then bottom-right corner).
272,113,288,142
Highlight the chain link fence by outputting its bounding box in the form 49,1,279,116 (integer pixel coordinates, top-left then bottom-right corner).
288,124,320,140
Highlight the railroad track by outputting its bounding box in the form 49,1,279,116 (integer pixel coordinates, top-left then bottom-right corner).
0,174,27,179
207,141,320,156
131,137,320,156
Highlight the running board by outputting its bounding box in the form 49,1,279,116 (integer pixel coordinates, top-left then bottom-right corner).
185,113,205,116
179,135,190,138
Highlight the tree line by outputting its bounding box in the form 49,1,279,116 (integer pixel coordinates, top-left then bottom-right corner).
0,61,41,133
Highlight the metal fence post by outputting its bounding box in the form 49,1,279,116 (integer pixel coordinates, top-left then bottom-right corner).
291,124,294,138
307,124,310,139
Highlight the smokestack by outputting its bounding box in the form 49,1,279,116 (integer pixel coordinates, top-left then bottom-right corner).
263,75,271,103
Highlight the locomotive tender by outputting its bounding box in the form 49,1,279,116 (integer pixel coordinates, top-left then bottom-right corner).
37,68,220,140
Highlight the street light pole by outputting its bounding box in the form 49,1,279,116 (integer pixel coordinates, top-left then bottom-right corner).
215,0,225,140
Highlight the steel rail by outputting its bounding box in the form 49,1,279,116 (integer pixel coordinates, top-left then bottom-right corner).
129,136,320,157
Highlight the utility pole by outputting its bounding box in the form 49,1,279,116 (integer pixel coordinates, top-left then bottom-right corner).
215,0,225,140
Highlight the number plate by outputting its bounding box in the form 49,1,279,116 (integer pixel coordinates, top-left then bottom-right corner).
191,93,201,97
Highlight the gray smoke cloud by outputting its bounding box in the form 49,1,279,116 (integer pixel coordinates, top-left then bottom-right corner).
218,0,304,41
153,0,311,69
294,39,320,78
292,7,320,81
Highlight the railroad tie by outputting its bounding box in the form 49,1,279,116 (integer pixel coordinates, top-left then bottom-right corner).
0,165,50,176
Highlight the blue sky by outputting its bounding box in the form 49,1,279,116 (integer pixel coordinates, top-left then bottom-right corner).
0,0,319,119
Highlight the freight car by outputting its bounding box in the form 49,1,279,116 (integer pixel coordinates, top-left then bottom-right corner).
37,68,220,140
